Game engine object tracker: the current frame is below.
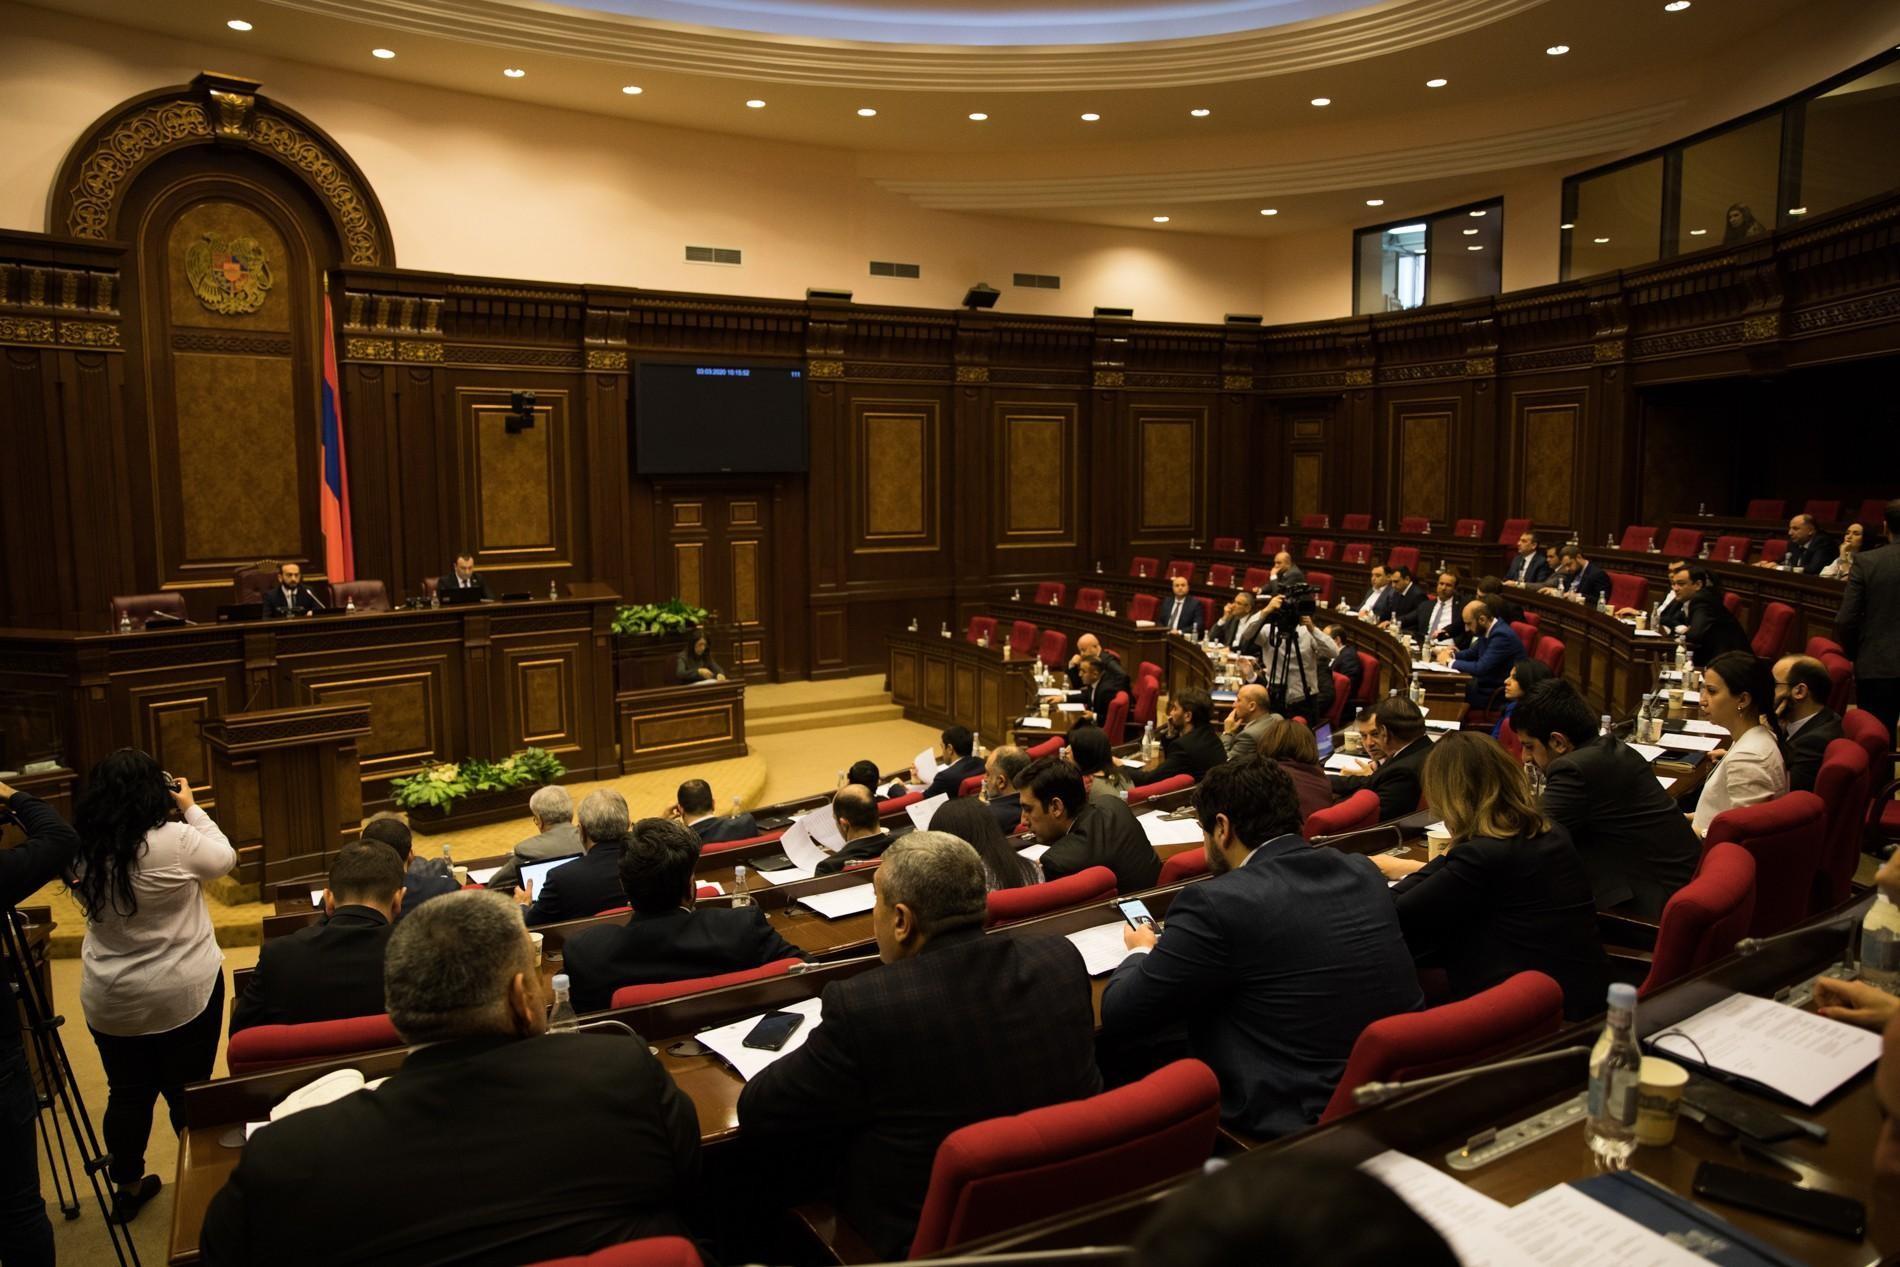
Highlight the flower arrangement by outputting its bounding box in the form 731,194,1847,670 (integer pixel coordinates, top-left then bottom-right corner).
611,598,710,637
388,747,567,812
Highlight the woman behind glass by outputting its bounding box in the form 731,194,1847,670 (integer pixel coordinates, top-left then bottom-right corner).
1691,651,1788,836
1254,720,1333,823
1373,732,1606,1020
1064,723,1130,807
71,749,236,1222
674,632,727,684
1820,522,1863,580
930,796,1039,891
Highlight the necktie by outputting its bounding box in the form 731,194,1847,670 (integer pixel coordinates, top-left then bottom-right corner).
1170,600,1182,629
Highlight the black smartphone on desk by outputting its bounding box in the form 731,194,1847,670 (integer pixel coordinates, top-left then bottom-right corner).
1691,1161,1865,1239
1118,899,1156,930
741,1011,805,1051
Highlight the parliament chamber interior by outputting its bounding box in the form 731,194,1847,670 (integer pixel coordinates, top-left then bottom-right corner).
3,0,1900,1263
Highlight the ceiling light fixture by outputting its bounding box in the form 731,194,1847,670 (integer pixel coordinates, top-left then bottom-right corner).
746,99,767,108
1593,236,1610,243
968,112,988,121
1467,244,1484,251
1190,107,1211,117
1426,77,1448,88
1152,215,1170,223
856,107,877,117
1689,228,1708,236
1365,198,1385,207
1546,44,1570,55
1664,1,1690,9
1469,209,1486,217
1310,97,1331,107
503,67,526,78
226,18,252,30
622,85,643,95
1788,206,1808,215
1259,208,1278,216
1080,112,1100,121
1560,222,1574,230
372,47,395,58
1463,228,1479,235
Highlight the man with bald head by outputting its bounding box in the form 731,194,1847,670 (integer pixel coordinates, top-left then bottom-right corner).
1065,632,1126,690
1160,573,1204,635
1762,513,1830,575
816,783,893,875
980,745,1030,835
1268,552,1305,590
1773,654,1842,792
1436,598,1523,707
1220,684,1281,763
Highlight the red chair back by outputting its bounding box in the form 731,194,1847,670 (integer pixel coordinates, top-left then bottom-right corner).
109,592,188,626
1303,538,1335,561
1606,572,1647,611
1721,590,1743,617
957,773,985,798
1820,652,1854,715
1454,518,1486,540
1320,972,1564,1122
1802,498,1840,523
1128,593,1158,623
1033,581,1065,607
1758,538,1788,565
1342,542,1372,564
1299,513,1330,529
1341,513,1372,531
1328,670,1352,730
1242,566,1272,591
1510,620,1539,656
1074,586,1105,612
1138,660,1163,684
1385,545,1420,573
1158,849,1209,885
1806,635,1844,659
878,790,925,815
1497,517,1530,545
1025,735,1063,759
1129,677,1159,733
698,827,789,855
1660,528,1701,559
1497,715,1522,761
1165,560,1195,583
1195,596,1215,630
1641,844,1756,999
1855,498,1887,532
1750,601,1795,660
226,1014,405,1076
1305,571,1334,606
1206,563,1234,590
1743,498,1786,522
1533,636,1565,676
1102,690,1130,743
1353,661,1378,708
332,580,391,612
1711,534,1751,564
1702,791,1826,937
1129,556,1160,579
984,866,1117,927
1212,536,1242,552
1398,516,1430,533
966,615,998,646
609,959,802,1010
527,1237,706,1267
1128,774,1194,805
1523,610,1539,627
1842,708,1892,778
908,1059,1220,1258
1038,629,1069,669
1259,535,1289,558
1304,788,1379,837
1812,740,1873,910
1618,525,1656,553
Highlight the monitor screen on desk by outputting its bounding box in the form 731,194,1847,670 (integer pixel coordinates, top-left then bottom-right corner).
438,586,484,606
519,855,579,896
1313,723,1333,760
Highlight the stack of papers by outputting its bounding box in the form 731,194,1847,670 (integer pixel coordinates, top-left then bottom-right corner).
1649,992,1882,1106
1065,922,1138,976
1056,702,1086,713
1679,719,1727,736
466,867,501,887
1412,660,1459,674
752,865,818,887
1657,732,1721,753
1325,751,1368,773
1138,813,1206,847
905,792,949,831
1018,716,1054,729
697,998,825,1081
913,746,940,784
1019,843,1050,862
796,884,878,919
1424,718,1461,732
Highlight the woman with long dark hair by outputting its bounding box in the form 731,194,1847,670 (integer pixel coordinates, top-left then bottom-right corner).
930,797,1039,891
1691,652,1787,836
72,749,235,1223
673,632,727,684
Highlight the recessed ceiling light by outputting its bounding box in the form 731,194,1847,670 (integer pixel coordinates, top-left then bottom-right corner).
1788,206,1808,215
622,85,643,95
856,107,877,117
1259,208,1278,216
1546,44,1570,55
1152,215,1170,223
1310,97,1331,107
1080,112,1100,121
1425,77,1448,88
1593,236,1610,243
1467,244,1484,251
1190,107,1211,117
1689,228,1708,236
1469,209,1486,217
372,47,395,58
1462,228,1479,235
1365,198,1385,207
1560,222,1575,230
503,67,526,78
226,18,252,30
968,112,988,121
746,99,767,109
1664,1,1690,9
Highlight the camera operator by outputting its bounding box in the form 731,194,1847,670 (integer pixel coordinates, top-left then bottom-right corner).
0,781,80,1265
1256,590,1339,725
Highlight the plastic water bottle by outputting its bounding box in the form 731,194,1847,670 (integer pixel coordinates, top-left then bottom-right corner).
1599,713,1613,738
440,844,456,882
429,589,440,608
731,865,753,908
1141,720,1155,760
548,579,559,601
345,593,356,612
547,974,580,1033
1586,983,1641,1170
1860,894,1900,991
117,610,133,633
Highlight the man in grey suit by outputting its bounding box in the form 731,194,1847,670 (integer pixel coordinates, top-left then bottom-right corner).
1838,499,1900,746
1219,684,1280,762
485,785,583,892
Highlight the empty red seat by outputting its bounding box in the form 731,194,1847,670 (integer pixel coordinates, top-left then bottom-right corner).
609,959,802,1010
1510,620,1539,657
1212,536,1242,552
1497,716,1522,762
1165,560,1194,583
1660,528,1701,559
1855,498,1887,532
1033,581,1065,607
1074,586,1105,612
1128,773,1195,805
1299,513,1330,529
1710,535,1751,564
1303,538,1335,561
1802,499,1840,523
1129,556,1160,580
1812,740,1872,910
1806,635,1844,659
1138,659,1163,684
966,615,998,646
1497,517,1530,545
1158,849,1209,885
1102,691,1130,743
1259,535,1289,558
1130,676,1160,735
1702,792,1826,937
1534,636,1565,676
1841,708,1891,777
1304,789,1378,838
1454,518,1486,540
1342,542,1372,564
227,1014,405,1076
957,773,985,798
1037,629,1068,668
1007,620,1038,657
528,1236,706,1267
1606,572,1647,611
1305,571,1335,605
1639,844,1756,998
984,866,1117,927
108,592,187,627
1398,516,1431,534
1206,563,1234,590
1743,498,1786,522
1341,513,1372,531
1820,652,1854,715
1019,738,1062,765
332,580,391,612
1385,545,1420,573
1618,525,1656,553
1750,601,1795,660
1328,670,1353,730
1128,593,1159,623
1721,590,1743,617
1757,538,1788,565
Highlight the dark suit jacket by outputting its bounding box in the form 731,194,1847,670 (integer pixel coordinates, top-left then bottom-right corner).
1075,674,1130,727
1386,583,1428,625
229,906,392,1035
441,571,491,599
1210,612,1251,650
1452,622,1525,707
0,794,78,1046
1331,644,1365,700
738,927,1100,1259
817,831,893,876
562,906,805,1013
1135,724,1226,787
923,755,986,801
398,858,461,918
1838,543,1900,679
1329,735,1429,822
1414,594,1468,649
200,1034,700,1267
1784,534,1831,575
689,813,760,844
1066,652,1127,691
985,792,1025,835
1354,586,1395,622
1101,834,1421,1136
1504,552,1552,585
1780,707,1843,793
1539,734,1699,918
260,584,322,617
1656,594,1686,631
525,841,627,927
1157,593,1205,635
1040,797,1161,893
1683,591,1749,667
1556,562,1611,606
1390,827,1609,1021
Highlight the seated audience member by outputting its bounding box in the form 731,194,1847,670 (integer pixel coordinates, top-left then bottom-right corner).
674,632,727,684
1543,543,1563,577
1762,513,1830,575
1476,575,1523,624
1268,551,1306,589
1210,591,1259,651
1355,564,1394,621
1438,599,1524,706
1133,1157,1458,1267
1100,759,1421,1137
230,843,404,1034
1513,680,1698,918
1219,684,1280,762
979,745,1029,834
1820,521,1864,580
1065,632,1126,689
1773,654,1843,792
260,560,322,617
816,783,893,874
522,790,633,926
1253,597,1339,724
1137,688,1228,786
1159,572,1205,635
1692,652,1789,836
848,759,908,800
1551,545,1610,605
1385,566,1428,626
1633,562,1692,626
485,785,582,892
200,892,701,1267
1493,657,1554,739
359,814,457,915
1328,697,1430,821
1374,733,1607,1020
1074,656,1129,729
561,818,803,1012
930,797,1039,890
440,553,489,599
1065,724,1132,807
1255,719,1334,823
919,725,985,800
1327,623,1366,699
1672,566,1750,667
1416,570,1467,648
1504,531,1551,586
1015,757,1161,892
738,833,1099,1260
672,777,757,844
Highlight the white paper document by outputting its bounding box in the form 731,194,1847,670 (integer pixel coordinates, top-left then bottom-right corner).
1018,716,1054,729
777,817,834,872
697,997,825,1082
1139,813,1206,847
914,746,940,784
1679,719,1728,736
1018,843,1050,862
1133,619,1156,628
1425,718,1461,732
1649,991,1882,1106
1626,743,1665,762
1632,628,1666,638
1655,774,1678,790
906,793,949,832
1056,702,1087,713
1412,660,1459,674
466,868,501,887
1359,1151,1514,1267
1325,751,1369,773
797,883,878,919
799,804,847,850
1659,732,1721,753
751,865,818,887
308,887,325,907
1066,922,1137,976
1038,687,1070,698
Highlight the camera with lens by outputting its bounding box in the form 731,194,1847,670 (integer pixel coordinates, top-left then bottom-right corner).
1267,581,1319,628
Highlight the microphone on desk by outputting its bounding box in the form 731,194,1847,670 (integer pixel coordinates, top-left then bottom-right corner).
848,1249,1129,1267
302,585,326,612
1734,908,1863,957
789,954,881,974
1352,1045,1590,1107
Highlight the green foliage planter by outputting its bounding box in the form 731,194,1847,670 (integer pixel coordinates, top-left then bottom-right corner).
389,747,567,835
611,599,710,637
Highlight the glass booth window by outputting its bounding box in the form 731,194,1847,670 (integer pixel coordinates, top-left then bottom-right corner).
1798,62,1900,220
1353,199,1501,315
1677,113,1780,252
1566,157,1664,278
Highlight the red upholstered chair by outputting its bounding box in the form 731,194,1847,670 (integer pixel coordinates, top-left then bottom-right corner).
1038,629,1069,669
1743,498,1786,522
528,1237,706,1267
1341,513,1372,531
1454,518,1486,540
226,1014,405,1076
1129,556,1160,580
1496,716,1522,762
1103,691,1130,743
1711,534,1751,564
1304,789,1379,838
1206,563,1234,590
906,1059,1221,1258
1523,610,1539,626
1130,660,1160,686
1128,594,1159,623
877,790,925,815
1259,535,1289,558
1032,581,1065,607
1660,528,1701,559
1806,636,1844,659
1342,542,1372,564
1802,498,1840,523
1007,620,1038,657
1195,596,1215,630
1820,652,1854,715
330,580,389,612
984,866,1117,927
1811,740,1872,910
1510,620,1539,657
1212,536,1242,552
1128,774,1195,805
1129,677,1160,735
1397,516,1430,533
1618,525,1656,553
1702,792,1825,937
1750,601,1795,660
966,615,998,646
1721,590,1743,617
1242,566,1272,591
420,576,441,598
1856,498,1887,532
1320,971,1564,1123
1328,670,1353,730
1158,849,1209,885
697,828,788,856
1353,661,1379,710
609,959,802,1010
1300,513,1330,529
957,773,985,798
1305,571,1334,606
1303,538,1335,561
232,563,279,605
1025,735,1063,759
1842,708,1892,779
109,593,187,626
1165,560,1195,583
1074,586,1105,612
1385,545,1420,573
1534,636,1565,677
1606,572,1647,612
1497,517,1530,545
1639,844,1756,999
1757,538,1788,565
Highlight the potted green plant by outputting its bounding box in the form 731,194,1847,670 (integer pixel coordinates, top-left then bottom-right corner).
611,598,710,637
388,747,568,834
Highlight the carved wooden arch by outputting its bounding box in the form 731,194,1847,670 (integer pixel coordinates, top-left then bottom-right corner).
49,72,394,266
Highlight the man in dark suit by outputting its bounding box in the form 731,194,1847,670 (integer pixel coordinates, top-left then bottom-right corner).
1210,592,1258,651
1385,566,1428,626
1476,576,1523,625
1015,757,1160,892
1778,514,1831,576
1439,600,1523,707
1551,546,1611,606
1326,625,1365,701
359,815,457,917
441,553,490,599
1676,567,1750,667
1415,570,1468,649
1514,681,1697,918
674,778,758,844
1135,689,1227,787
1074,657,1130,730
230,843,403,1034
259,561,323,617
919,725,986,800
562,818,803,1012
1837,500,1900,743
816,784,893,875
523,790,630,926
979,746,1029,835
1634,563,1692,628
485,785,584,893
1159,573,1205,636
1267,552,1306,590
1064,633,1126,690
1354,564,1395,622
1100,759,1421,1137
1774,655,1844,793
200,892,701,1267
1504,531,1552,586
738,832,1100,1260
1329,697,1430,821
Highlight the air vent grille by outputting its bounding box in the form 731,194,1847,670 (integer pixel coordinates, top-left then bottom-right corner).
1013,273,1061,289
685,245,742,265
869,260,921,278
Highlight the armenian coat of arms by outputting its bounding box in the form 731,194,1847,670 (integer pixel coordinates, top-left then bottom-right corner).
185,233,274,315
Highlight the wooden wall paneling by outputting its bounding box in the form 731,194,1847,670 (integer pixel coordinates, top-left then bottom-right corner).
1127,399,1208,548
1508,386,1590,533
990,396,1082,576
583,362,630,598
456,383,576,585
769,477,808,683
1386,395,1462,527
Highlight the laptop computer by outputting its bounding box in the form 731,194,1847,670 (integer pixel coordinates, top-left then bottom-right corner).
437,585,485,605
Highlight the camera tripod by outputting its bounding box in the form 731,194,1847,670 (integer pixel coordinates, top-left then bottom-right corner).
1261,612,1315,720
